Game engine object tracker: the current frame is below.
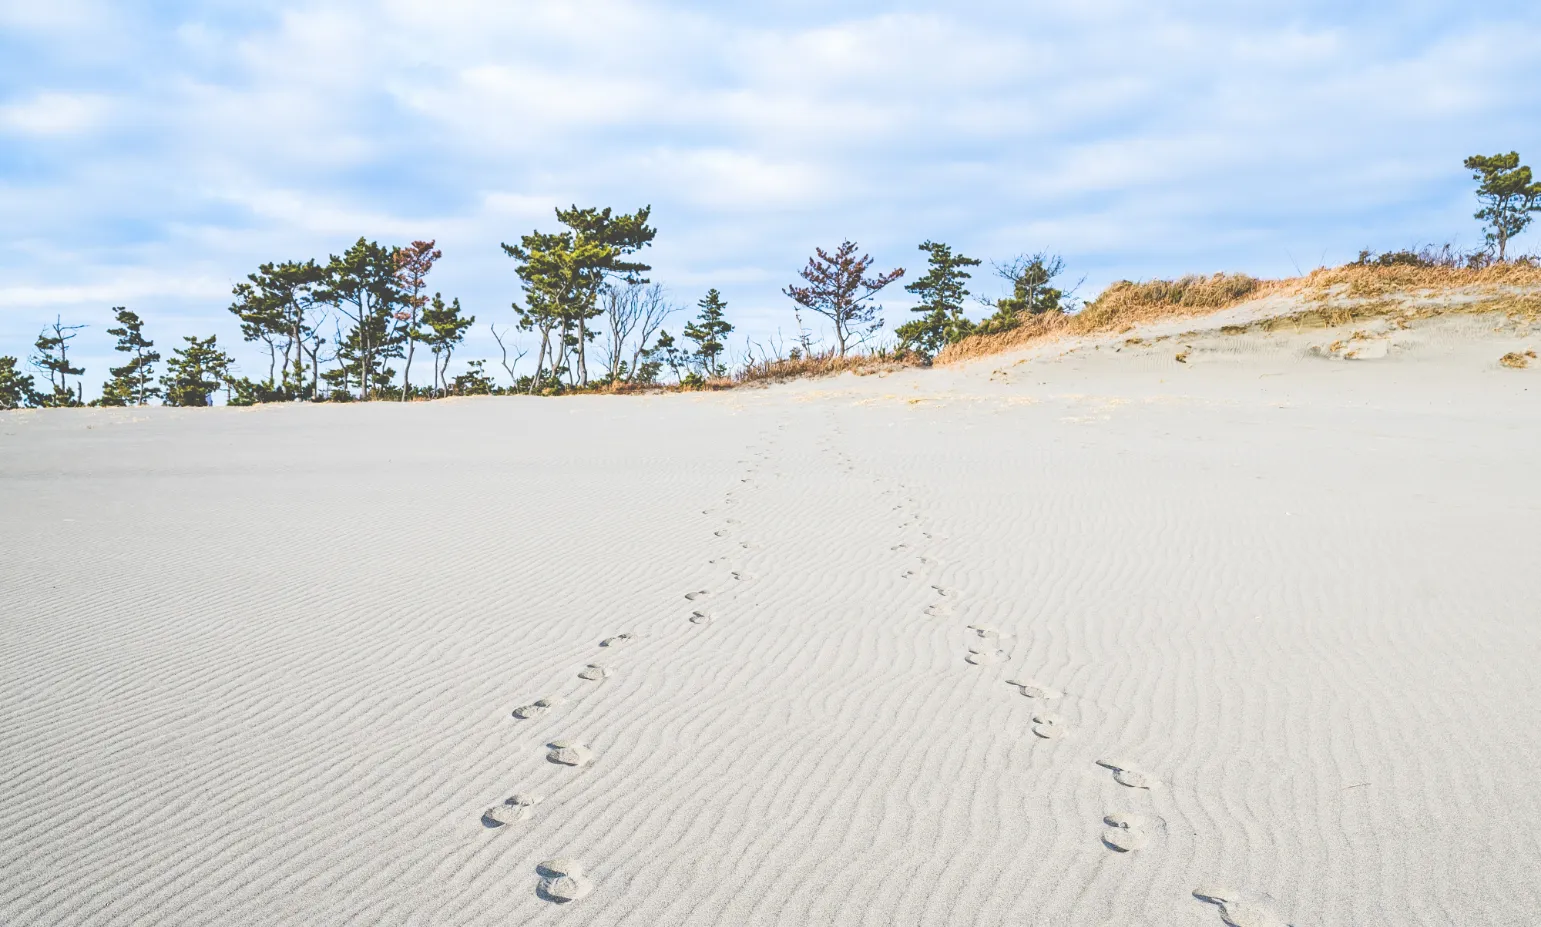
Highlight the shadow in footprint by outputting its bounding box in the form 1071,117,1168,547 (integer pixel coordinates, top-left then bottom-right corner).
536,859,594,903
1096,758,1159,789
1192,888,1291,927
1101,812,1164,852
513,697,563,720
547,740,594,767
482,793,540,828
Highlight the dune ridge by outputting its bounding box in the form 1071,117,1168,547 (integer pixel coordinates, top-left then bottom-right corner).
3,310,1539,925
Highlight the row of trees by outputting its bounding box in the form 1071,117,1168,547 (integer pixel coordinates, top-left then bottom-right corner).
4,151,1535,409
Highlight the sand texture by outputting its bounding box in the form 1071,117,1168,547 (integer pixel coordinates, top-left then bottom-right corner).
3,308,1540,925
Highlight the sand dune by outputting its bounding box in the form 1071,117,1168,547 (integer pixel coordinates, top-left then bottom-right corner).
2,303,1539,926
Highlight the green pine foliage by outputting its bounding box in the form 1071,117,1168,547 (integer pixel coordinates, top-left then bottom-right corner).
31,316,87,407
94,307,161,406
420,293,475,397
161,335,233,407
895,241,981,358
319,239,405,400
978,253,1069,334
1464,152,1541,261
0,356,40,409
683,289,734,377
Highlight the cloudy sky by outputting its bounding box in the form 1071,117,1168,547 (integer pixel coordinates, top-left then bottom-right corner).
3,0,1540,386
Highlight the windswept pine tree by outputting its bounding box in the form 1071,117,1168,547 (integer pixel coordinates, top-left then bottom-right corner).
394,240,442,400
95,307,161,406
31,316,87,407
683,289,734,377
503,206,656,392
1464,152,1541,260
319,238,404,400
0,356,40,410
228,260,325,399
784,241,904,356
895,241,981,358
161,335,233,407
419,293,474,397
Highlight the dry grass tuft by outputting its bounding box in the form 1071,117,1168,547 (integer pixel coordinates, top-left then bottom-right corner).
937,273,1265,365
732,348,921,386
1499,351,1535,369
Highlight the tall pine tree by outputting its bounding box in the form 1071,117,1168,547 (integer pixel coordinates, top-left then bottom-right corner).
895,241,981,359
96,307,161,406
683,289,734,377
31,316,87,407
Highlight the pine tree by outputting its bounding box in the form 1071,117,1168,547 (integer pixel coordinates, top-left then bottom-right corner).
420,293,475,396
31,316,87,407
895,241,981,358
979,253,1069,334
783,241,905,356
0,356,40,410
682,289,734,377
318,238,404,400
161,335,232,407
1464,152,1541,260
394,240,441,400
95,307,161,406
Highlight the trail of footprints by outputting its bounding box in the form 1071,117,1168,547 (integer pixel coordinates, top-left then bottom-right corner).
481,424,787,904
871,450,1296,926
481,420,1294,923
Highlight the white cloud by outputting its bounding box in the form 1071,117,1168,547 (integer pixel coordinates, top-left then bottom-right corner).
0,91,111,136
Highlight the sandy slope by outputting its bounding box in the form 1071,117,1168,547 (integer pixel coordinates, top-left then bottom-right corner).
2,308,1539,926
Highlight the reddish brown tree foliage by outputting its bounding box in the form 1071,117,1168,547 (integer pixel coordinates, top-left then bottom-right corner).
394,240,442,399
783,240,904,356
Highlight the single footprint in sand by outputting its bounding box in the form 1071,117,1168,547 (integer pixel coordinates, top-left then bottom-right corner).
891,543,910,552
1096,758,1159,789
1005,677,1062,700
1192,888,1290,927
1031,711,1067,739
901,570,915,579
924,602,955,618
482,793,540,828
600,633,635,647
931,585,954,597
547,740,594,767
714,529,730,537
685,589,710,601
689,610,713,625
967,624,1012,642
513,697,563,720
1101,812,1162,852
537,859,594,903
731,571,754,582
577,663,611,681
966,645,1007,666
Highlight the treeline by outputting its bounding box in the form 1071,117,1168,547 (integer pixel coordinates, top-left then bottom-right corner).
3,150,1537,411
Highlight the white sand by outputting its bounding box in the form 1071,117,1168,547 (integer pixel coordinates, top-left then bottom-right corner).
3,304,1540,926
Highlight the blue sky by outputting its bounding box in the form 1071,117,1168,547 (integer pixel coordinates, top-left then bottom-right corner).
3,0,1540,388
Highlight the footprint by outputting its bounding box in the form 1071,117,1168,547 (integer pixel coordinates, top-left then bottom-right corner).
966,646,1006,666
1031,711,1067,739
537,859,594,903
482,793,540,828
1005,678,1062,700
577,663,611,681
900,570,915,579
714,529,730,538
1192,888,1290,927
1096,758,1159,789
930,585,954,597
600,633,636,647
689,611,714,626
547,740,594,767
891,543,910,552
967,624,1012,641
1101,812,1162,852
685,589,710,601
513,697,563,720
924,603,954,618
731,571,754,582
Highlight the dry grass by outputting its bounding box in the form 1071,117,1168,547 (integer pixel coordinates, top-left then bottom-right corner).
936,273,1267,365
1291,261,1541,300
1500,351,1536,369
731,348,921,386
936,263,1541,366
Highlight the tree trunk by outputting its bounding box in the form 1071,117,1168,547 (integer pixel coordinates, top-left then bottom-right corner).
400,329,415,401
